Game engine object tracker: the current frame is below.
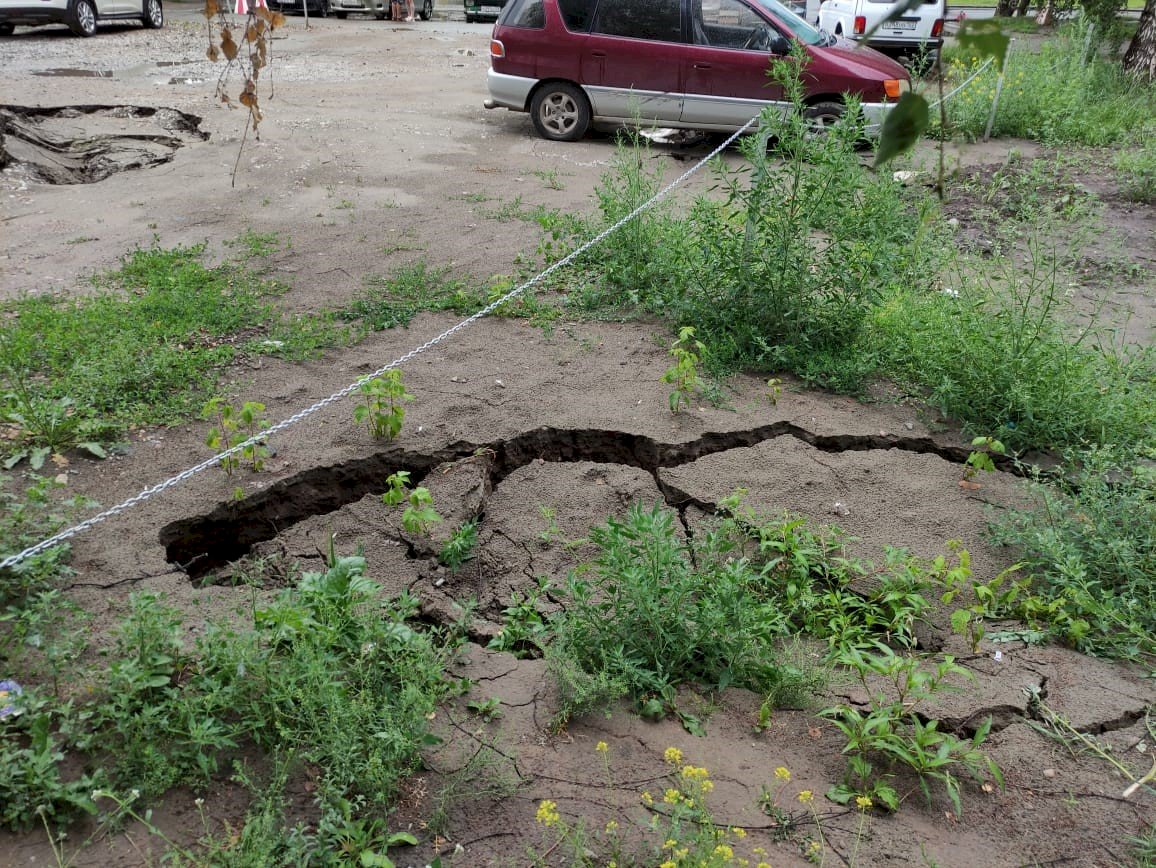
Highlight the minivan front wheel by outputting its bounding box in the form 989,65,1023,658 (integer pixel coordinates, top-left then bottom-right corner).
530,82,590,142
803,100,844,136
69,0,97,36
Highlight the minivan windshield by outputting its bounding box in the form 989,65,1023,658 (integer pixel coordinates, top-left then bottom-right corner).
751,0,823,43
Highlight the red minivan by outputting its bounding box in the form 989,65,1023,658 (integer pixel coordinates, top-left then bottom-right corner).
483,0,910,141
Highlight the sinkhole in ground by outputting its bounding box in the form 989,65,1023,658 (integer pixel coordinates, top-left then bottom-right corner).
0,104,207,185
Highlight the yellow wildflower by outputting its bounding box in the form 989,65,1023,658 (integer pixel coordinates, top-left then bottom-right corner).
664,747,684,766
660,862,677,868
798,790,814,804
605,820,619,833
664,839,678,849
731,826,747,839
774,766,791,782
714,844,734,859
855,795,873,811
596,741,609,753
757,862,773,868
700,780,714,794
663,788,682,805
535,799,560,826
641,790,654,806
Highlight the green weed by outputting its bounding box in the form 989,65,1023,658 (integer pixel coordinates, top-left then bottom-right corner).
202,398,271,475
340,260,483,331
662,326,706,413
354,370,412,440
0,475,92,606
988,445,1156,661
439,519,478,573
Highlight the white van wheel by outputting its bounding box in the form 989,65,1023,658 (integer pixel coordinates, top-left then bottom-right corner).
530,82,591,142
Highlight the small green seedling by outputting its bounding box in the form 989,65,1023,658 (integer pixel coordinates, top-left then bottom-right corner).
962,436,1006,482
661,326,705,414
354,370,412,440
440,520,478,572
467,696,502,722
538,506,560,543
381,471,442,535
203,398,270,476
765,377,783,405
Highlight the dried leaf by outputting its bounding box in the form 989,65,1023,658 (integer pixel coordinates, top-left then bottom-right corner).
207,43,220,62
245,23,258,42
221,28,238,61
271,11,285,27
958,479,982,491
203,0,218,18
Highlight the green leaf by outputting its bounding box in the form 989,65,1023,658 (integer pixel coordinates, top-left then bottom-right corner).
957,20,1010,71
386,832,418,847
874,93,930,168
78,442,107,459
677,709,706,736
950,608,972,635
360,852,395,868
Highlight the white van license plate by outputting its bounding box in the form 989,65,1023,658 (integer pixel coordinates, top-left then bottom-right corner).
890,19,918,29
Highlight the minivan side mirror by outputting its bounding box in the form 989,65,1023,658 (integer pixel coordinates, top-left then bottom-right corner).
769,33,791,54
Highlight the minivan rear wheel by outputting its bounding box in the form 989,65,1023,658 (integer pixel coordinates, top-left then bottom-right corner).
530,82,590,142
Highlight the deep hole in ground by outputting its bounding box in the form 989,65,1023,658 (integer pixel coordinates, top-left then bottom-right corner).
160,423,981,579
0,104,207,185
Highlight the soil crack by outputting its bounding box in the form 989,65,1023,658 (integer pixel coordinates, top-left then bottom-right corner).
160,424,981,578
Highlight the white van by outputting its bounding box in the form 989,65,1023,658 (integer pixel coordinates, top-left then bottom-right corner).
817,0,944,66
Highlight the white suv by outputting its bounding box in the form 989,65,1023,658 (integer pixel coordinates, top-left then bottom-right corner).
817,0,943,66
0,0,163,36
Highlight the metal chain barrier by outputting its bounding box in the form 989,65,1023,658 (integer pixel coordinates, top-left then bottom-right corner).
1,118,758,571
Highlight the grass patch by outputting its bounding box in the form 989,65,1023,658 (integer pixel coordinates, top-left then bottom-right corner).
988,445,1156,661
338,260,484,331
939,22,1156,145
1,554,457,854
0,244,348,458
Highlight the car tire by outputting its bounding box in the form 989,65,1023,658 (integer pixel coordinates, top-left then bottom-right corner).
141,0,163,28
803,100,844,136
335,10,347,16
419,0,431,19
530,82,590,142
465,12,475,22
69,0,97,36
0,22,15,35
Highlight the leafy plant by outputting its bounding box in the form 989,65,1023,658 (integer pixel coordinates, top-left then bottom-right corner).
487,576,552,658
380,471,442,536
439,519,478,573
988,445,1156,660
202,398,270,475
661,326,706,413
962,435,1007,482
466,696,502,722
821,645,1003,815
354,370,412,440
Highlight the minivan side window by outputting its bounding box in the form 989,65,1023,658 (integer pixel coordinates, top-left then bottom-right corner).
558,0,596,31
503,0,546,27
591,0,683,42
697,0,774,49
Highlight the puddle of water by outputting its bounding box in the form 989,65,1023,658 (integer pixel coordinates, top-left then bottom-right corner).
32,68,114,78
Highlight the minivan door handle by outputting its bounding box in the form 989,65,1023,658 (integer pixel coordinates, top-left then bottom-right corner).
591,50,606,57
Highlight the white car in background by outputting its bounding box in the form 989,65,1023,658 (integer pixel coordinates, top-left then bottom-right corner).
0,0,163,36
817,0,944,67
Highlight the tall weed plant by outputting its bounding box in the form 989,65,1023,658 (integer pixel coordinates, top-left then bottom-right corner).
939,22,1156,146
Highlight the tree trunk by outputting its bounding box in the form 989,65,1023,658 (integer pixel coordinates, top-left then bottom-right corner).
1014,0,1031,16
995,0,1017,15
1124,0,1156,79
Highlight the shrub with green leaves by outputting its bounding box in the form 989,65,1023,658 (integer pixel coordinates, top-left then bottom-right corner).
0,475,92,607
549,503,792,729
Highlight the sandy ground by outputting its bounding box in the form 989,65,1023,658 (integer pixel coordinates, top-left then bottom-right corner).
2,7,1155,867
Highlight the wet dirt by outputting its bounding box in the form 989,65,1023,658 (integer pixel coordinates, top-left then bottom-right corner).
1,7,1154,867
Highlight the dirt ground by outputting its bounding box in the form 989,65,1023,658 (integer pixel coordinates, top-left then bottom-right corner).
2,7,1155,867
